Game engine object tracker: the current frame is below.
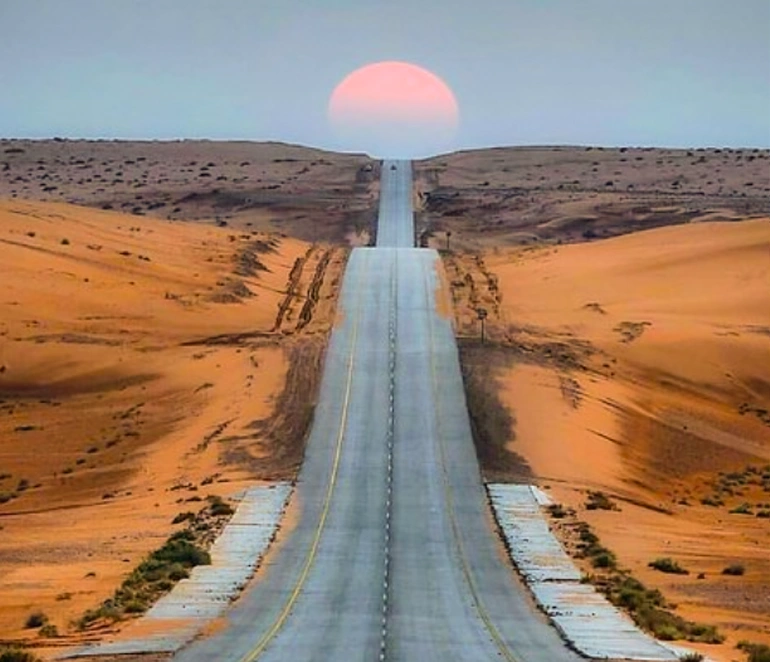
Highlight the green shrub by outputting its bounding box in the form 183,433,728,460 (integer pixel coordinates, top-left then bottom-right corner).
0,647,43,662
38,623,58,638
600,571,723,643
76,525,210,629
679,653,704,661
592,551,617,569
123,599,148,614
172,511,196,524
547,503,567,518
208,495,234,517
586,491,619,511
737,641,770,662
648,557,689,575
729,502,753,515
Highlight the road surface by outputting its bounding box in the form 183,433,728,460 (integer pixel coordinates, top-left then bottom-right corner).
174,160,580,661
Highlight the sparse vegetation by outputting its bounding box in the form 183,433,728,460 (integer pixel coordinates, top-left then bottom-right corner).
38,623,58,638
722,563,745,576
24,611,48,629
546,503,568,518
208,494,235,517
172,511,196,524
76,530,210,629
738,641,770,662
569,521,723,644
679,653,704,662
600,573,723,643
585,491,619,511
0,647,42,662
648,557,689,575
75,496,236,629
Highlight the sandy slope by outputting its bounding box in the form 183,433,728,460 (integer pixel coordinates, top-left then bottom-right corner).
449,218,770,658
0,199,344,647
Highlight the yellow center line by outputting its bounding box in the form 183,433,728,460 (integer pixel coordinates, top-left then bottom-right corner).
240,250,368,662
424,255,521,662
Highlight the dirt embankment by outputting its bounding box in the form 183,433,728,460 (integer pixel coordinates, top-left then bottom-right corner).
415,146,770,251
0,198,346,652
448,219,770,660
0,139,379,245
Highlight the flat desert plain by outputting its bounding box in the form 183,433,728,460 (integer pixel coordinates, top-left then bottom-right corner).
417,145,770,248
0,139,377,244
0,195,346,651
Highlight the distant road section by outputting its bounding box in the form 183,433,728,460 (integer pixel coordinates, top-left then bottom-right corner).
174,160,580,661
376,159,415,248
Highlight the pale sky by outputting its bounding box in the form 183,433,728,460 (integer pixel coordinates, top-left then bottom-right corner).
1,0,768,154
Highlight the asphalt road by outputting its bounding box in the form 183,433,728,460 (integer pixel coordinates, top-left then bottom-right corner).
174,160,579,662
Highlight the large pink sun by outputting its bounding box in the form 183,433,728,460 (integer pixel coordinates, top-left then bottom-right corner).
328,61,460,158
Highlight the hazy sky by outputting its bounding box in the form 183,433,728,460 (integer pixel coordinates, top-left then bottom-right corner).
1,0,769,154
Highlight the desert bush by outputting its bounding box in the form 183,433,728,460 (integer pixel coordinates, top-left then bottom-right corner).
0,647,42,662
648,558,689,575
592,551,617,569
678,653,704,661
586,491,619,511
24,611,47,628
730,502,753,515
172,511,196,524
722,563,745,576
38,623,58,638
546,503,567,518
738,641,770,662
77,526,210,629
208,495,234,517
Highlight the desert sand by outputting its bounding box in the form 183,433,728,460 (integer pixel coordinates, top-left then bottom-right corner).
0,139,377,244
416,146,770,249
0,197,345,650
2,139,768,660
446,218,770,660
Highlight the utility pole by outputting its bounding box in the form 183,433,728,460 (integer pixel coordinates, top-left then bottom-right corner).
445,230,452,252
476,307,488,344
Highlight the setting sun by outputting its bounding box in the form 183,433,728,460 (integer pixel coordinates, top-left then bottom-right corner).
328,61,460,158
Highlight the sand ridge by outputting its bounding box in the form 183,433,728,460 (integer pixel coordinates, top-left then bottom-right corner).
0,198,345,649
448,218,770,659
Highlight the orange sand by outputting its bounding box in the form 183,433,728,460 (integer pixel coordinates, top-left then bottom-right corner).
0,199,338,647
480,219,770,658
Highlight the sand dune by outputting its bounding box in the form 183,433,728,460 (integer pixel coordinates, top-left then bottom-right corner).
0,198,344,646
448,218,770,658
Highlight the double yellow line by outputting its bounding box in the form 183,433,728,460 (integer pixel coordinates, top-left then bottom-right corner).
424,256,521,662
240,251,368,662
